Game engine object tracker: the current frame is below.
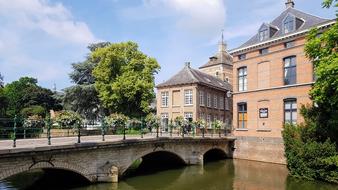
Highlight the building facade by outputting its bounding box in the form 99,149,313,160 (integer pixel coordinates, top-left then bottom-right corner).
230,1,334,138
156,62,232,127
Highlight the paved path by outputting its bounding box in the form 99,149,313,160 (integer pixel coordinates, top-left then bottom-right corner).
0,133,224,151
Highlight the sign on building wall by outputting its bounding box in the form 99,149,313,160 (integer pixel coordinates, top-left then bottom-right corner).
259,108,269,118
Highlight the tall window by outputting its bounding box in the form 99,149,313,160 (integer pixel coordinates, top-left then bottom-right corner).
238,67,248,92
161,91,169,107
284,56,296,85
214,95,218,108
184,112,193,121
219,96,224,110
207,93,211,107
199,112,205,120
207,115,211,128
284,15,294,34
184,90,193,105
199,91,204,106
259,28,269,41
238,103,247,128
284,99,297,125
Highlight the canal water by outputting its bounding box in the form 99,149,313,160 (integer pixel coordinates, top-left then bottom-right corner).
0,159,337,190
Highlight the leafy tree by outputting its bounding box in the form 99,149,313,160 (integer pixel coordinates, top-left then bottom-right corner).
20,105,46,118
63,43,110,121
283,1,338,183
3,77,61,117
0,74,7,117
92,41,160,117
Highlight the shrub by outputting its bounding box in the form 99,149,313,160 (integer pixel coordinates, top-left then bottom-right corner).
283,124,338,183
54,110,82,129
20,105,46,118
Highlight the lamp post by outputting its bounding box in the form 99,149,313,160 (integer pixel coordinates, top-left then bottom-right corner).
101,120,106,142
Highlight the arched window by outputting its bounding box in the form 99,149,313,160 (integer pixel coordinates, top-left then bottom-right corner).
284,15,295,34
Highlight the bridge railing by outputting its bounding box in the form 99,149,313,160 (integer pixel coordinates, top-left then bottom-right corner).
0,116,232,148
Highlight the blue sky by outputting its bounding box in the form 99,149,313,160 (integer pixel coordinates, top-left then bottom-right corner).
0,0,335,90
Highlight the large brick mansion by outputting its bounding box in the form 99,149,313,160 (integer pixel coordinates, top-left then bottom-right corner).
156,0,335,163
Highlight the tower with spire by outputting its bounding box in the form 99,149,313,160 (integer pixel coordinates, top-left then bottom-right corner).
199,30,233,85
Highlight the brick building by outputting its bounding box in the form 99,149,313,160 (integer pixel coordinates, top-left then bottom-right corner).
229,0,335,138
156,62,232,127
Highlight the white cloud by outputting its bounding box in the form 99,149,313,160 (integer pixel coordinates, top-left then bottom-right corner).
0,0,98,87
0,0,97,44
122,0,226,37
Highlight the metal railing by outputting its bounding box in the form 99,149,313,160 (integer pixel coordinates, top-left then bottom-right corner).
0,117,231,148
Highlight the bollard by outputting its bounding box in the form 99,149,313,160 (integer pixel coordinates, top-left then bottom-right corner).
13,115,17,148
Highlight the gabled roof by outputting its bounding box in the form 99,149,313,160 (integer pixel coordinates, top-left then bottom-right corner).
156,65,232,91
235,7,331,50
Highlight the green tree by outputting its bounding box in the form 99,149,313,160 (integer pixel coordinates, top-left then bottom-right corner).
282,1,338,183
63,43,110,121
3,77,61,117
92,41,160,117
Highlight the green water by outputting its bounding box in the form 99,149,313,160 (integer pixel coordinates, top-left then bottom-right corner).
1,159,337,190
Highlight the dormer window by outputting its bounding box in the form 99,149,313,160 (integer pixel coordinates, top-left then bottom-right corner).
259,27,269,41
284,14,295,34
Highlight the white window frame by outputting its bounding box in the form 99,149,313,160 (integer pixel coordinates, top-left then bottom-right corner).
161,91,169,107
199,91,204,106
238,67,248,92
214,95,218,109
184,89,193,106
219,96,224,110
207,93,211,107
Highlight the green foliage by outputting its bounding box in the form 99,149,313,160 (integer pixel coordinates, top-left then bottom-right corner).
283,2,338,183
174,116,185,127
2,77,61,117
145,113,160,129
282,124,338,183
54,110,83,129
20,105,46,118
63,43,111,120
212,120,223,130
92,41,160,117
105,113,129,130
322,0,338,16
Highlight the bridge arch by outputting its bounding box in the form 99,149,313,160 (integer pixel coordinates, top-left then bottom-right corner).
1,161,94,182
121,150,187,176
203,148,228,163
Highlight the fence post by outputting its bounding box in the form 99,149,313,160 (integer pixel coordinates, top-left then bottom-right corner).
156,125,159,138
13,115,17,148
202,127,205,138
140,118,144,139
47,117,51,145
77,122,81,143
101,120,106,141
123,124,126,140
23,120,26,139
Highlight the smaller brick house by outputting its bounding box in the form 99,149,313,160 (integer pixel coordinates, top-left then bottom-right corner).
156,62,232,127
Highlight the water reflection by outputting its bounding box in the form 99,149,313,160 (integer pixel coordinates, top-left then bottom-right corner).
1,159,337,190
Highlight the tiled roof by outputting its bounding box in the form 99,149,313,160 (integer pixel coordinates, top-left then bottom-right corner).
235,7,331,50
199,50,233,69
156,65,232,91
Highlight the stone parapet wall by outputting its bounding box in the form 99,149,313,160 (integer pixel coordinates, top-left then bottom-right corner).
233,136,286,164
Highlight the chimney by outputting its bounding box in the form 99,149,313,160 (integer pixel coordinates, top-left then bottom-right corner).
285,0,295,9
185,62,191,68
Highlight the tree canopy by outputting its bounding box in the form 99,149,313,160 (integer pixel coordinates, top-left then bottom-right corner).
2,77,61,117
63,42,110,121
92,41,160,117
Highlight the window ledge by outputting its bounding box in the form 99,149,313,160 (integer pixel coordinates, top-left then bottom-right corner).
256,128,272,132
236,128,248,131
161,106,169,108
172,105,180,108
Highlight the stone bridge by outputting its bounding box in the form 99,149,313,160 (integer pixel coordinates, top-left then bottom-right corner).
0,137,235,183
